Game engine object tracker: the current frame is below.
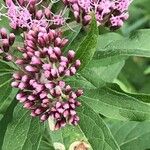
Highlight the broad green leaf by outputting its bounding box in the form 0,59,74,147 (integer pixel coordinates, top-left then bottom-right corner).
95,30,150,59
0,75,18,114
2,104,43,150
135,0,150,13
79,59,125,87
38,129,55,150
108,120,150,150
48,101,119,150
0,100,17,150
76,17,98,70
0,60,15,74
81,87,150,121
66,58,125,89
118,58,150,92
0,61,18,114
109,83,150,103
66,75,96,90
38,137,55,150
77,101,120,150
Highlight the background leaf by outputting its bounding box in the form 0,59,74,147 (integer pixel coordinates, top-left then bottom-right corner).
2,104,43,150
80,87,150,121
0,60,18,114
107,119,150,150
75,17,98,70
95,30,150,59
0,100,17,150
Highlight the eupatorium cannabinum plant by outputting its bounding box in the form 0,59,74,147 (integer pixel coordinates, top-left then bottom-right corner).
1,0,150,150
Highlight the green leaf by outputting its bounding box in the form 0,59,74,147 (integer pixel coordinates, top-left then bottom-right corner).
95,29,150,59
79,59,125,87
108,120,150,150
2,104,43,150
63,23,82,53
48,101,119,150
77,101,120,150
81,87,150,121
109,83,150,103
0,75,18,114
38,129,55,150
0,61,18,114
0,1,11,30
48,122,90,149
66,57,125,89
144,66,150,75
0,60,15,74
0,100,17,150
76,17,98,70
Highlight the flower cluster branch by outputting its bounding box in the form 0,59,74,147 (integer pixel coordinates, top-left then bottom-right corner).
0,0,132,130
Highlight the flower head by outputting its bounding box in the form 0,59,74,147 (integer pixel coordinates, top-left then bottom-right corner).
3,0,68,30
11,27,83,130
63,0,132,28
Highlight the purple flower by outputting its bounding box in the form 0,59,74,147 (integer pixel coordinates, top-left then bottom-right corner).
3,0,68,30
5,0,32,29
11,27,83,130
63,0,132,28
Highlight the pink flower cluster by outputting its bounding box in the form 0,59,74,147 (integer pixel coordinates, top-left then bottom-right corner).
11,27,83,130
63,0,132,28
1,0,132,131
4,0,66,30
0,28,15,61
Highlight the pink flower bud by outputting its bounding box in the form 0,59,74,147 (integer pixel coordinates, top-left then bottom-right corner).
44,8,52,19
67,50,75,61
25,65,38,72
31,56,42,65
0,28,7,39
53,47,61,57
18,82,26,90
40,113,49,121
74,59,81,69
13,73,21,80
42,64,51,70
45,82,55,89
11,81,19,87
9,33,15,46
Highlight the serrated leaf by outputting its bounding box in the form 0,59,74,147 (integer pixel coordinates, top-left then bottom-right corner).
48,101,120,150
76,17,98,70
95,30,150,59
2,104,43,150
